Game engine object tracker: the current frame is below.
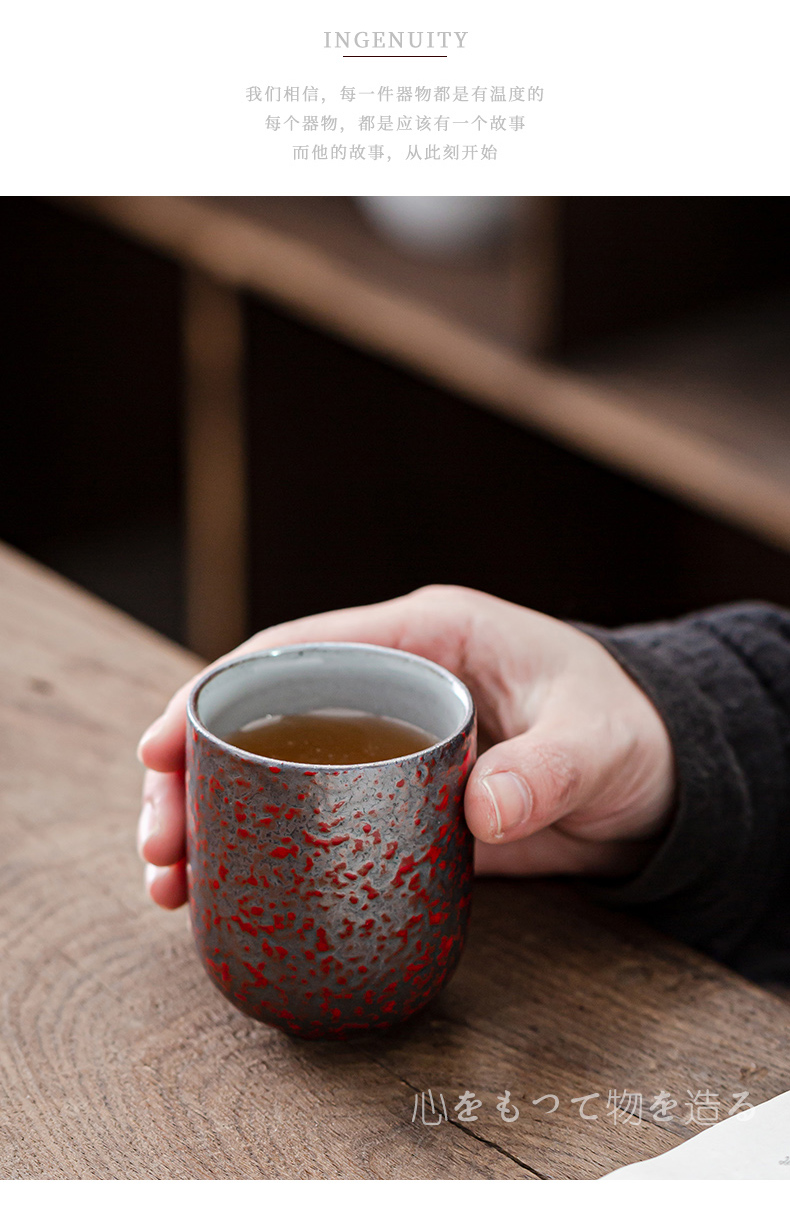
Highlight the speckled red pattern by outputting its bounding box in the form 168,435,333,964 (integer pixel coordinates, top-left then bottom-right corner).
186,724,476,1039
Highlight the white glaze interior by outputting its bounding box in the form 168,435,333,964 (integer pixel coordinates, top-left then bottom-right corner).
193,643,471,752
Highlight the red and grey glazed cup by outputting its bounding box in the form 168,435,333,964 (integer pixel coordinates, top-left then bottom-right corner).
185,642,476,1039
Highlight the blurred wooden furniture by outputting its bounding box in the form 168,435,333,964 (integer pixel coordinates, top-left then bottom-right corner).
3,538,790,1178
182,272,248,656
62,197,790,660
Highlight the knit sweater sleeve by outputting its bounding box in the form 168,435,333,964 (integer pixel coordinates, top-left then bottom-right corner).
576,603,790,984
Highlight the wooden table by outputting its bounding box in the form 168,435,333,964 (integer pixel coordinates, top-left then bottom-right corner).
3,541,790,1179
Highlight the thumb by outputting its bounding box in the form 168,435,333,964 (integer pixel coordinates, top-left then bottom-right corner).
464,729,582,844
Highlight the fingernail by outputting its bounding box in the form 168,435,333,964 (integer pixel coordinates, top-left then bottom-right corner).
136,715,166,762
482,771,531,838
137,799,161,859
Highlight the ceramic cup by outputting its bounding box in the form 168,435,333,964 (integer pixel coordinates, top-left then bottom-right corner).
186,642,476,1039
357,196,522,257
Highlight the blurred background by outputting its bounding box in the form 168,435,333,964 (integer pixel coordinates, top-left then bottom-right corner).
3,196,790,660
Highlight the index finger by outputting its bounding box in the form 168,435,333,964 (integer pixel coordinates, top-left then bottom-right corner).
136,588,452,773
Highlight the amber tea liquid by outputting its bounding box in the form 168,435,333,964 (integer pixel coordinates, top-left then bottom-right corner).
223,708,437,765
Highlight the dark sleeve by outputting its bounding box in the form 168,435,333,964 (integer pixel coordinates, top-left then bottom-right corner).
576,602,790,986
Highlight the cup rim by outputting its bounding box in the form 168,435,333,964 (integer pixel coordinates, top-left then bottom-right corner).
186,641,475,770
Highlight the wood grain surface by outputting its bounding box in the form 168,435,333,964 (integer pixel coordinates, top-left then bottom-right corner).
2,541,790,1179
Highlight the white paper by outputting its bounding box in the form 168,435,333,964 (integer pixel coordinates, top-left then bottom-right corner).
1,0,788,194
602,1090,790,1179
